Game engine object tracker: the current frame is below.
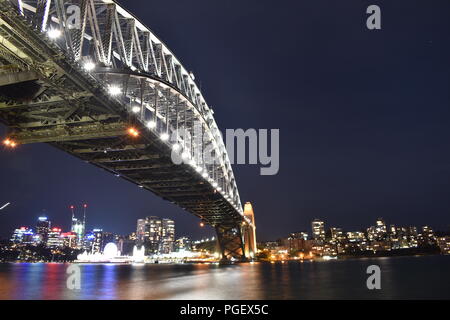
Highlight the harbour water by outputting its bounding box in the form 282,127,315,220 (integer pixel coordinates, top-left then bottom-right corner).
0,255,448,300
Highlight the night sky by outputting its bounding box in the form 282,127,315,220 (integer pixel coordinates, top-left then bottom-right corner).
1,0,450,241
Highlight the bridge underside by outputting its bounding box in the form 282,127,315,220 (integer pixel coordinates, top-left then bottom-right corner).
0,0,253,260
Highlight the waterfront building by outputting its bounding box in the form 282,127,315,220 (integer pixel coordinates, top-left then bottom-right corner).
82,231,95,251
418,226,437,246
175,237,192,251
91,229,114,253
136,216,176,255
92,229,104,253
117,237,136,256
160,219,175,254
282,237,313,253
311,219,325,241
437,237,450,254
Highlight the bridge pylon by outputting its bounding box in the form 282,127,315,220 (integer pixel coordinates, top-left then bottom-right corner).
216,202,257,262
242,202,257,259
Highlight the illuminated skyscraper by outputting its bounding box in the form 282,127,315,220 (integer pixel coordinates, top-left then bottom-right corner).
70,204,87,247
47,228,63,248
10,227,34,245
136,216,175,254
160,219,175,254
36,216,51,245
311,219,325,241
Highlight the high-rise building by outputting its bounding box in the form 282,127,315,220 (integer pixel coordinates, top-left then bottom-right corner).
418,226,436,246
311,219,325,241
47,228,63,248
375,218,387,239
60,232,77,248
10,227,34,245
36,216,51,245
83,231,96,251
70,204,87,247
136,216,176,255
160,219,175,254
91,229,114,253
330,228,344,241
71,218,85,247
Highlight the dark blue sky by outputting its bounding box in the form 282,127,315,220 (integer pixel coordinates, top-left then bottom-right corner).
1,0,450,241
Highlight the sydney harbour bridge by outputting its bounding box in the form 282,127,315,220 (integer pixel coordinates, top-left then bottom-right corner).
0,0,256,261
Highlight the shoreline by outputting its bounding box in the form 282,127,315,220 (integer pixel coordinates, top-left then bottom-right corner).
1,253,448,265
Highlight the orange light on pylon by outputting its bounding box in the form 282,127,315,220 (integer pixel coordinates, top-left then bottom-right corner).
200,222,205,228
83,204,88,208
128,127,139,137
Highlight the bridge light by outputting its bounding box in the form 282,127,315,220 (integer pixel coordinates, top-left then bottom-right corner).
128,127,139,137
212,182,218,188
181,151,190,159
217,187,222,192
160,133,169,141
199,222,205,228
172,143,180,151
202,172,208,178
132,106,141,113
196,166,203,173
3,139,17,148
83,61,95,71
47,28,62,39
146,121,156,129
108,85,122,96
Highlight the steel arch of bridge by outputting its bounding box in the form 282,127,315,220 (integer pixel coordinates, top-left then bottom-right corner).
0,0,256,260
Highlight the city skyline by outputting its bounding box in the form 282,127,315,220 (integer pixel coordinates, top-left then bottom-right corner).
3,207,449,244
1,199,450,241
2,1,450,243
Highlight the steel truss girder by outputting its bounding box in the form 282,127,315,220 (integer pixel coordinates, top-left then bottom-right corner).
216,224,246,261
0,0,254,244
